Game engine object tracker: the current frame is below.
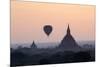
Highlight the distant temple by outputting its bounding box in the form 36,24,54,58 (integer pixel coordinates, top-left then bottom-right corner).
31,41,37,48
59,24,80,50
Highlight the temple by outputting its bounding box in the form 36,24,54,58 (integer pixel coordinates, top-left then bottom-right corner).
31,41,37,48
59,24,80,50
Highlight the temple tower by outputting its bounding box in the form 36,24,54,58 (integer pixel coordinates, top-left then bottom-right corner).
59,24,80,50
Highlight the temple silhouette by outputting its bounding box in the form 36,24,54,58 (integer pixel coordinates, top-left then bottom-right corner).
31,24,80,50
31,41,37,48
59,24,80,50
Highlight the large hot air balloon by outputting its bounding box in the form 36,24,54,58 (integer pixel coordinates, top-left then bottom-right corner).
43,25,52,36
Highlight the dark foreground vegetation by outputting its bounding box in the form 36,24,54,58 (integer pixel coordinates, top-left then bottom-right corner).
11,45,95,67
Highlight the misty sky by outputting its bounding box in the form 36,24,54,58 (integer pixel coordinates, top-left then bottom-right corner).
11,1,95,46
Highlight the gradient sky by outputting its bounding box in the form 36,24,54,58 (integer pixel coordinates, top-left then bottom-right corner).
11,1,95,46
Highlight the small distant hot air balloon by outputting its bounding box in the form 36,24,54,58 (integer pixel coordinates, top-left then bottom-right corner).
43,25,52,36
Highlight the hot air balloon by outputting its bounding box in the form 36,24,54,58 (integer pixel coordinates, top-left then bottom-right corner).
43,25,52,36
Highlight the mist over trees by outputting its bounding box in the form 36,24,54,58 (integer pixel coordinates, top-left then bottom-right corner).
11,25,95,66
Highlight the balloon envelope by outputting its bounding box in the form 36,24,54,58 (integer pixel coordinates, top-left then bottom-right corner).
43,25,52,36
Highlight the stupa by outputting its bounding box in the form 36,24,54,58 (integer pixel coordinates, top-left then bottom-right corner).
59,24,80,50
31,41,37,48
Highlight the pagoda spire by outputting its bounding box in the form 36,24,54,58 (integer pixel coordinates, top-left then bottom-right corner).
67,24,71,35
